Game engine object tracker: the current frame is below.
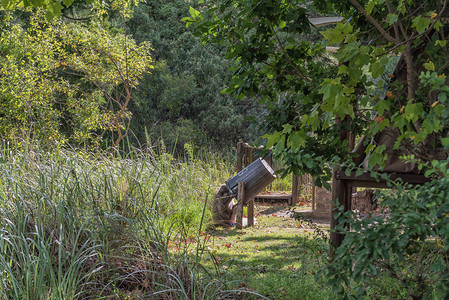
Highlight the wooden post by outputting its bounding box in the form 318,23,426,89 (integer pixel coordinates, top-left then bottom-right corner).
267,154,273,190
247,198,254,226
236,142,244,172
267,154,273,168
330,168,346,255
311,177,316,210
248,146,254,164
291,174,299,205
236,182,245,229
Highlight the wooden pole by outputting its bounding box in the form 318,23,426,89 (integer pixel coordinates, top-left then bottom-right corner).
249,146,254,164
291,174,299,205
267,154,273,190
267,153,273,168
312,177,316,210
236,182,245,229
330,168,346,255
247,198,254,226
236,142,243,172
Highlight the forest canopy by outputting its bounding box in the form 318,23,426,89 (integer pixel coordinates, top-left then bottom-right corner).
187,0,449,185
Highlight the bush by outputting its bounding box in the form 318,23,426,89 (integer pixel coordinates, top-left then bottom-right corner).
324,162,449,299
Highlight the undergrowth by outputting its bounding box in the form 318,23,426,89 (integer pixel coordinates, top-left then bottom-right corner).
0,141,242,299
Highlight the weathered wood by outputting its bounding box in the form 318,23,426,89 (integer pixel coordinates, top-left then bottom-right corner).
267,154,273,168
248,146,254,165
266,154,273,190
291,174,299,205
330,168,346,255
247,198,254,226
312,177,316,210
226,158,276,204
236,182,245,229
236,142,244,172
336,171,430,187
255,193,292,201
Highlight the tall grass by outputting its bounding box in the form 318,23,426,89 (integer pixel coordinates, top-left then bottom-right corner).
0,141,237,298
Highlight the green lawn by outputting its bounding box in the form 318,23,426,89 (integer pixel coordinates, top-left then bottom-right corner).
195,203,333,299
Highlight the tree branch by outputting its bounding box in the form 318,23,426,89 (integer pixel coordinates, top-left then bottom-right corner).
348,0,400,45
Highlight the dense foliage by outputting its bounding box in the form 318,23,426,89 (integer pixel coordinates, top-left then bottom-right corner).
327,162,449,298
189,0,449,297
126,0,261,151
0,9,151,148
188,0,449,183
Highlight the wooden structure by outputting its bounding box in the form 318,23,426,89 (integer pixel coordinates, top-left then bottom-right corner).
330,169,430,248
226,158,276,202
236,142,316,207
228,157,276,229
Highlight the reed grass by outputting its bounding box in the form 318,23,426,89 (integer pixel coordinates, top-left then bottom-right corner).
0,141,240,299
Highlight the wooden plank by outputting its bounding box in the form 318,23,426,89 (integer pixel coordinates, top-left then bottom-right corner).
255,193,292,200
247,198,254,227
236,182,245,229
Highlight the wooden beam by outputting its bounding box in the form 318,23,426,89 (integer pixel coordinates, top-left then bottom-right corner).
335,171,430,187
311,177,316,210
236,142,243,172
330,169,347,255
236,182,245,229
291,174,299,205
247,198,254,227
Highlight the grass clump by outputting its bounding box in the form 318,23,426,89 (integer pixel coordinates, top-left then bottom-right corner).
0,142,238,298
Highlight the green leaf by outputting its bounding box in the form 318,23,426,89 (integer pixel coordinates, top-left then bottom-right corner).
423,61,435,71
370,60,385,79
441,137,449,147
287,131,306,149
366,0,376,15
282,124,293,134
345,168,351,176
321,22,354,45
412,15,431,34
386,13,398,25
189,6,201,18
403,103,424,122
434,20,443,31
263,131,281,149
63,0,74,7
373,99,390,115
435,40,447,47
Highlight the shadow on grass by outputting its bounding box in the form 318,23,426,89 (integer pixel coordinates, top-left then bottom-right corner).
202,233,330,299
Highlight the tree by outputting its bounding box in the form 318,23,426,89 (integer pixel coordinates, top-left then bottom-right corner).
189,0,449,296
125,0,261,151
0,9,151,147
188,0,449,182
